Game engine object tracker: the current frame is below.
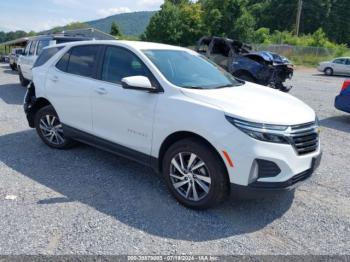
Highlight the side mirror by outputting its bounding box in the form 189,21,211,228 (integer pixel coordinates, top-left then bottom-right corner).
121,76,157,92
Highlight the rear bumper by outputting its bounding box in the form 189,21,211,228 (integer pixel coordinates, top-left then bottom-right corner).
230,152,322,197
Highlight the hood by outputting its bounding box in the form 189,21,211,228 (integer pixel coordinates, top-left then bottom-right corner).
248,51,291,65
181,82,315,126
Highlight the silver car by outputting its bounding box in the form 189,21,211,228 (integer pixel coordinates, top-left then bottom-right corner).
318,57,350,76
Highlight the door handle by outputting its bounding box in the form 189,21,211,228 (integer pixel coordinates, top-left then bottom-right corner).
95,87,108,95
51,76,59,82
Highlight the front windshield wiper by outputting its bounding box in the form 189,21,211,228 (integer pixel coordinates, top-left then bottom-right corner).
213,83,243,89
182,86,205,89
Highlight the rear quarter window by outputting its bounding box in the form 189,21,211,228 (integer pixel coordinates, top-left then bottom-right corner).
33,46,64,68
56,52,70,72
66,45,99,78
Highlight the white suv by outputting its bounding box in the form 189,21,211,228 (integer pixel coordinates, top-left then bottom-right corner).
17,35,90,86
24,41,322,209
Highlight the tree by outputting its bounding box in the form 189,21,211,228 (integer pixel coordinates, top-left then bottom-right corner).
110,21,122,37
144,0,203,46
325,0,350,45
199,0,256,41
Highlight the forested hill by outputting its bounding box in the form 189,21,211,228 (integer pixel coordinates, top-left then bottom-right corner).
86,11,156,36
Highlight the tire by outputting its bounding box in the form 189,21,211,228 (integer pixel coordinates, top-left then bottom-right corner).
324,67,333,76
34,105,76,149
10,64,15,71
18,68,30,87
162,138,229,210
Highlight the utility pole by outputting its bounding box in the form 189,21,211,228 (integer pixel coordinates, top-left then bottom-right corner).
296,0,303,36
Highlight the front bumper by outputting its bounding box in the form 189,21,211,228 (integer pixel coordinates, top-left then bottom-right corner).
230,152,322,197
214,120,322,188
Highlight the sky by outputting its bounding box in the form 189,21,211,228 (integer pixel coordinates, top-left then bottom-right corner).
0,0,164,32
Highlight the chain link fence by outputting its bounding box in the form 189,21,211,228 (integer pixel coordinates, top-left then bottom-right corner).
252,44,350,66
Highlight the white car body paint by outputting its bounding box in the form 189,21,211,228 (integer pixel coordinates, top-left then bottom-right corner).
32,40,321,188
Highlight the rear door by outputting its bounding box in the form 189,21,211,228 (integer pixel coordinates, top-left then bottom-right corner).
45,45,101,133
91,45,159,155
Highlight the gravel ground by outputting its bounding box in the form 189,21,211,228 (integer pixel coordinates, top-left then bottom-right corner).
0,64,349,255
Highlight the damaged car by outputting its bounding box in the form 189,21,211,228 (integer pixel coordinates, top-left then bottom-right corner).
196,36,294,92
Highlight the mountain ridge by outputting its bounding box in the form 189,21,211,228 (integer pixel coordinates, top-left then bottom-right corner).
86,11,156,36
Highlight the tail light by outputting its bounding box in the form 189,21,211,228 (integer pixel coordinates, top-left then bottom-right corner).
341,80,350,92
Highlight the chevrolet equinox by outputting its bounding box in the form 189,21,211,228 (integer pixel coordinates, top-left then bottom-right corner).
24,41,322,209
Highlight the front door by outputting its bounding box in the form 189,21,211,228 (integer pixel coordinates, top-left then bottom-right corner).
21,41,37,80
332,58,348,75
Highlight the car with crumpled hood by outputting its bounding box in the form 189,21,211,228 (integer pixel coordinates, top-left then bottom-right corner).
196,36,294,92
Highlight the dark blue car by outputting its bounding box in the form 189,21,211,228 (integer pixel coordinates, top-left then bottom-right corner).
335,80,350,113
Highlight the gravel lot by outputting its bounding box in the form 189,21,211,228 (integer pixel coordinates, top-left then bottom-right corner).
0,63,349,255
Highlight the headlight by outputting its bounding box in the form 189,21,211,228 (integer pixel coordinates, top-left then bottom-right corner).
225,116,289,144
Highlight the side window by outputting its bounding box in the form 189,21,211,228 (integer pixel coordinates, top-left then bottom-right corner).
33,46,64,68
24,42,31,56
36,40,50,55
102,46,153,85
346,59,350,65
29,41,37,55
334,59,346,64
66,45,99,78
56,52,70,72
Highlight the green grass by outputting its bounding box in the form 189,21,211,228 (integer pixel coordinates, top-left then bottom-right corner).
289,54,333,66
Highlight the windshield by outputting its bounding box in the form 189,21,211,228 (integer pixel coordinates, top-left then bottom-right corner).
143,49,241,89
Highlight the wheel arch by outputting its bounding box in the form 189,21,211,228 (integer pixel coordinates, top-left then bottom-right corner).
156,131,229,179
27,97,53,128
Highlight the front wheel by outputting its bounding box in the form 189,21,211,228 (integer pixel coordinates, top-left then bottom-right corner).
34,105,76,149
324,67,333,76
162,138,229,209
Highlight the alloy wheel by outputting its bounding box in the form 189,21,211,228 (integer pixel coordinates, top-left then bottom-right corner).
169,152,212,202
39,115,65,145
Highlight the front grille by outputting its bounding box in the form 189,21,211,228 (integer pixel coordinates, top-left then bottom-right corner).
290,122,319,155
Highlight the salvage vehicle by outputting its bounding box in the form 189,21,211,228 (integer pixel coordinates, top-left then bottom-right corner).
196,36,294,92
17,34,91,86
9,48,24,70
318,57,350,76
335,80,350,113
24,40,321,209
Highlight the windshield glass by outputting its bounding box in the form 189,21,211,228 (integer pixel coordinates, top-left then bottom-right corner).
143,49,240,89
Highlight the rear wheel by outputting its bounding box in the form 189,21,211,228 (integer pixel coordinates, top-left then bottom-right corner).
324,67,333,76
162,138,229,209
34,105,76,149
18,68,29,87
